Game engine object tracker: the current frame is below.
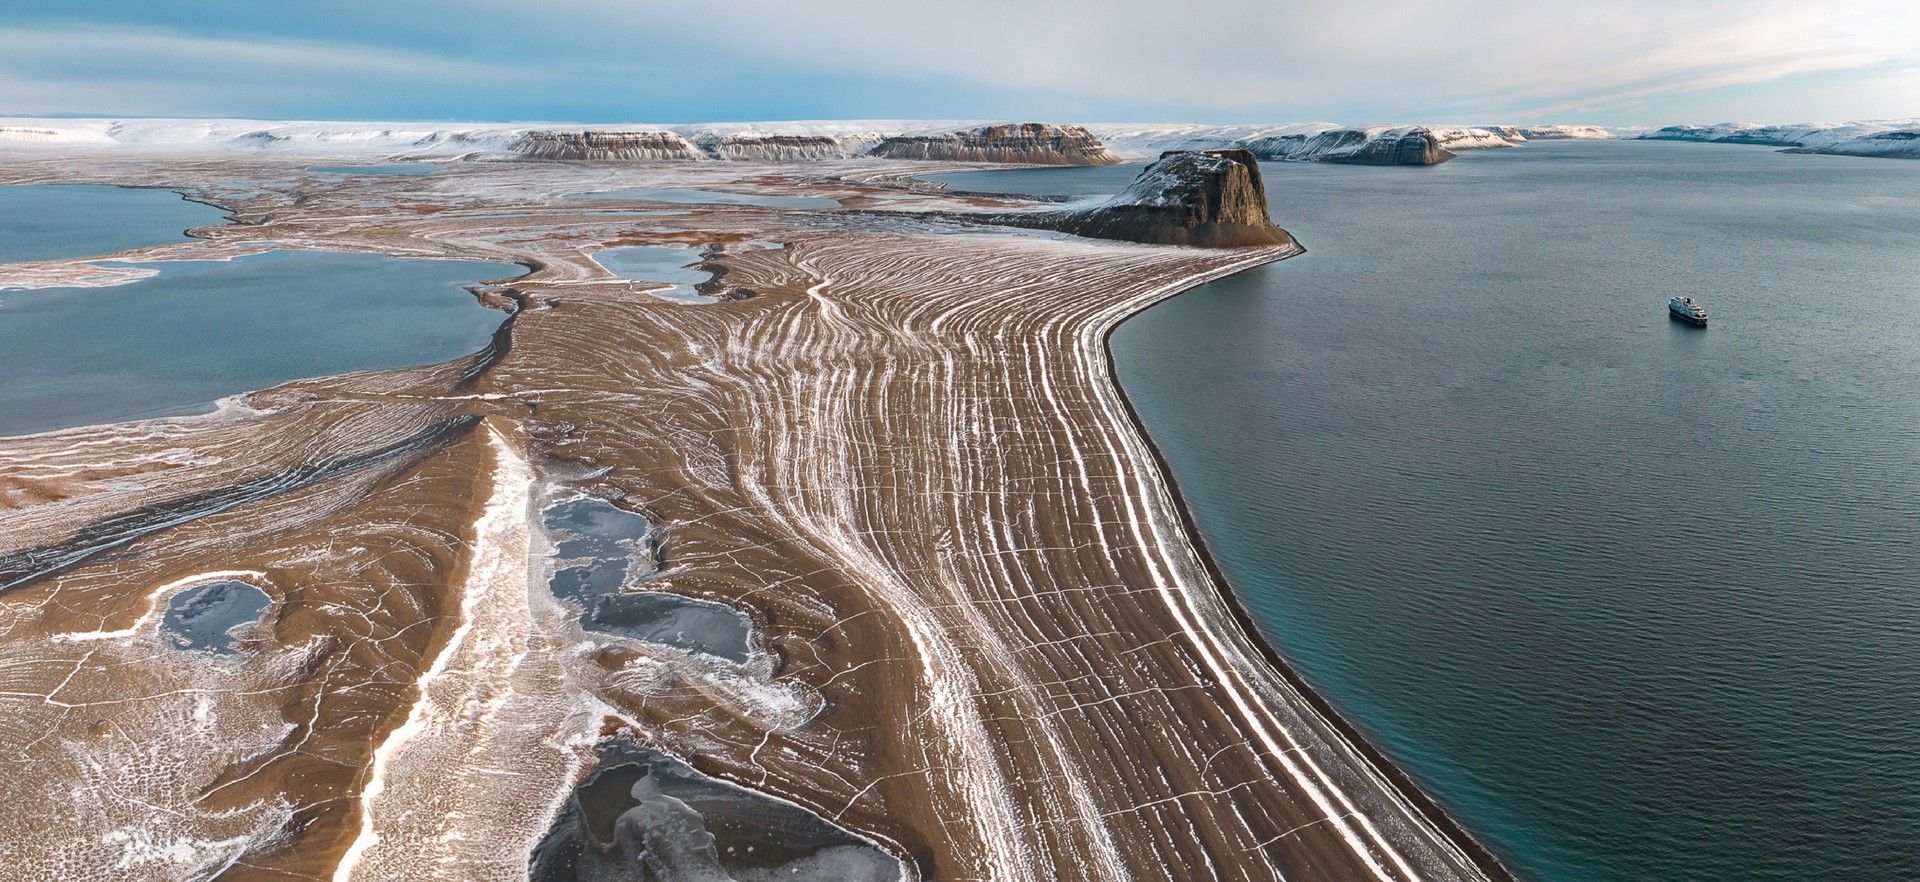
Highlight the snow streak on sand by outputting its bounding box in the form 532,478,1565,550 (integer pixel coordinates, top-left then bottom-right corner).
333,424,591,882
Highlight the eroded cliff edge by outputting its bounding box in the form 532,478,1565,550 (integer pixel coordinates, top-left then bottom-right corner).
870,123,1122,165
989,149,1295,248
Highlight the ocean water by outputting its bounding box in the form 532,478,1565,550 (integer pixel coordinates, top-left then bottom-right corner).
948,141,1920,882
0,248,521,436
0,184,228,263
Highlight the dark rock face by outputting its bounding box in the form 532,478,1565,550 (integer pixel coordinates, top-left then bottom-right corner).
869,123,1121,165
517,131,705,161
993,149,1294,248
1305,128,1454,165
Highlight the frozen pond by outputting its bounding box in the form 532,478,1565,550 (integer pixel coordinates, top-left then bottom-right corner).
160,581,271,655
543,495,753,662
529,737,902,882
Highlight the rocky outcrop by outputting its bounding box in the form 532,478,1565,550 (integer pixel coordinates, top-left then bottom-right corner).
988,149,1294,248
515,130,704,160
691,132,869,161
1092,123,1456,166
1300,127,1453,165
870,123,1122,165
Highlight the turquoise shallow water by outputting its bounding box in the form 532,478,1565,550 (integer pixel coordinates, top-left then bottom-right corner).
592,245,713,302
940,142,1920,882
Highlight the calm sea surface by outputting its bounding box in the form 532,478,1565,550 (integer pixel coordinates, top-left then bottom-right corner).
930,141,1920,882
1,185,520,436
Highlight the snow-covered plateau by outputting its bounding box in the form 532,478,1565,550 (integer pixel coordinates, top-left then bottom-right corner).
1640,120,1920,159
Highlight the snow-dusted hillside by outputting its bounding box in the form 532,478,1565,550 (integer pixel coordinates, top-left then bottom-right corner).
1641,120,1920,159
0,118,960,161
1089,123,1474,165
1086,122,1620,164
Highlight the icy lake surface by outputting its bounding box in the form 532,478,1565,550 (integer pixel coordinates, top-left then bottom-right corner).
543,495,754,662
0,187,521,436
530,737,901,881
161,581,271,655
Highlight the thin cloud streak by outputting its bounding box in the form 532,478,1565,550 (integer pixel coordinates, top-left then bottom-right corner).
1,1,1916,123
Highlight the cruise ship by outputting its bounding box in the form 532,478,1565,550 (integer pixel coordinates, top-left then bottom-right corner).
1669,296,1709,326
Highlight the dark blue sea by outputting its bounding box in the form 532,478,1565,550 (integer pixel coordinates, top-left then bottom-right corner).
931,140,1920,882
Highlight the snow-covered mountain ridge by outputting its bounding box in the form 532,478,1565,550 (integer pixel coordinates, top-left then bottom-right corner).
0,118,1609,165
1640,120,1920,159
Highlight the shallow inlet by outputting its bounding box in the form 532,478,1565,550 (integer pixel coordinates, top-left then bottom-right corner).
591,245,716,304
563,187,837,210
0,249,521,436
0,183,227,264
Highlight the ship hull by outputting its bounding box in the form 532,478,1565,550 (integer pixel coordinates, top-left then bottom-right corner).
1668,306,1708,326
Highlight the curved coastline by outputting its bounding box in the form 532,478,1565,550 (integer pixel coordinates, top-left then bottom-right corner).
1098,245,1522,882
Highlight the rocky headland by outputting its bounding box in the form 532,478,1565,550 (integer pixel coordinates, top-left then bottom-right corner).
515,130,705,160
990,149,1295,248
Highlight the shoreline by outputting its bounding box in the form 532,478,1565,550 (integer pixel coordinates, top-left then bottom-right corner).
1,153,1527,880
1099,247,1522,882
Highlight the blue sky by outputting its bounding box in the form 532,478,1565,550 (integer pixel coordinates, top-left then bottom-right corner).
1,0,1915,125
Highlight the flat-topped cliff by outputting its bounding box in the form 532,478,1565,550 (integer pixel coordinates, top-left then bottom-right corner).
1093,123,1457,166
515,130,704,160
991,149,1294,248
870,123,1122,165
691,132,872,161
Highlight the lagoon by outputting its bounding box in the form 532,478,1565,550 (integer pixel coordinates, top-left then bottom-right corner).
0,249,520,436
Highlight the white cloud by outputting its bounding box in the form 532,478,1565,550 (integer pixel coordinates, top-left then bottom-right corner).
2,2,1916,123
490,0,1920,121
0,24,518,115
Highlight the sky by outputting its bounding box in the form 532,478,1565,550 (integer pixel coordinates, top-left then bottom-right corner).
0,0,1915,126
